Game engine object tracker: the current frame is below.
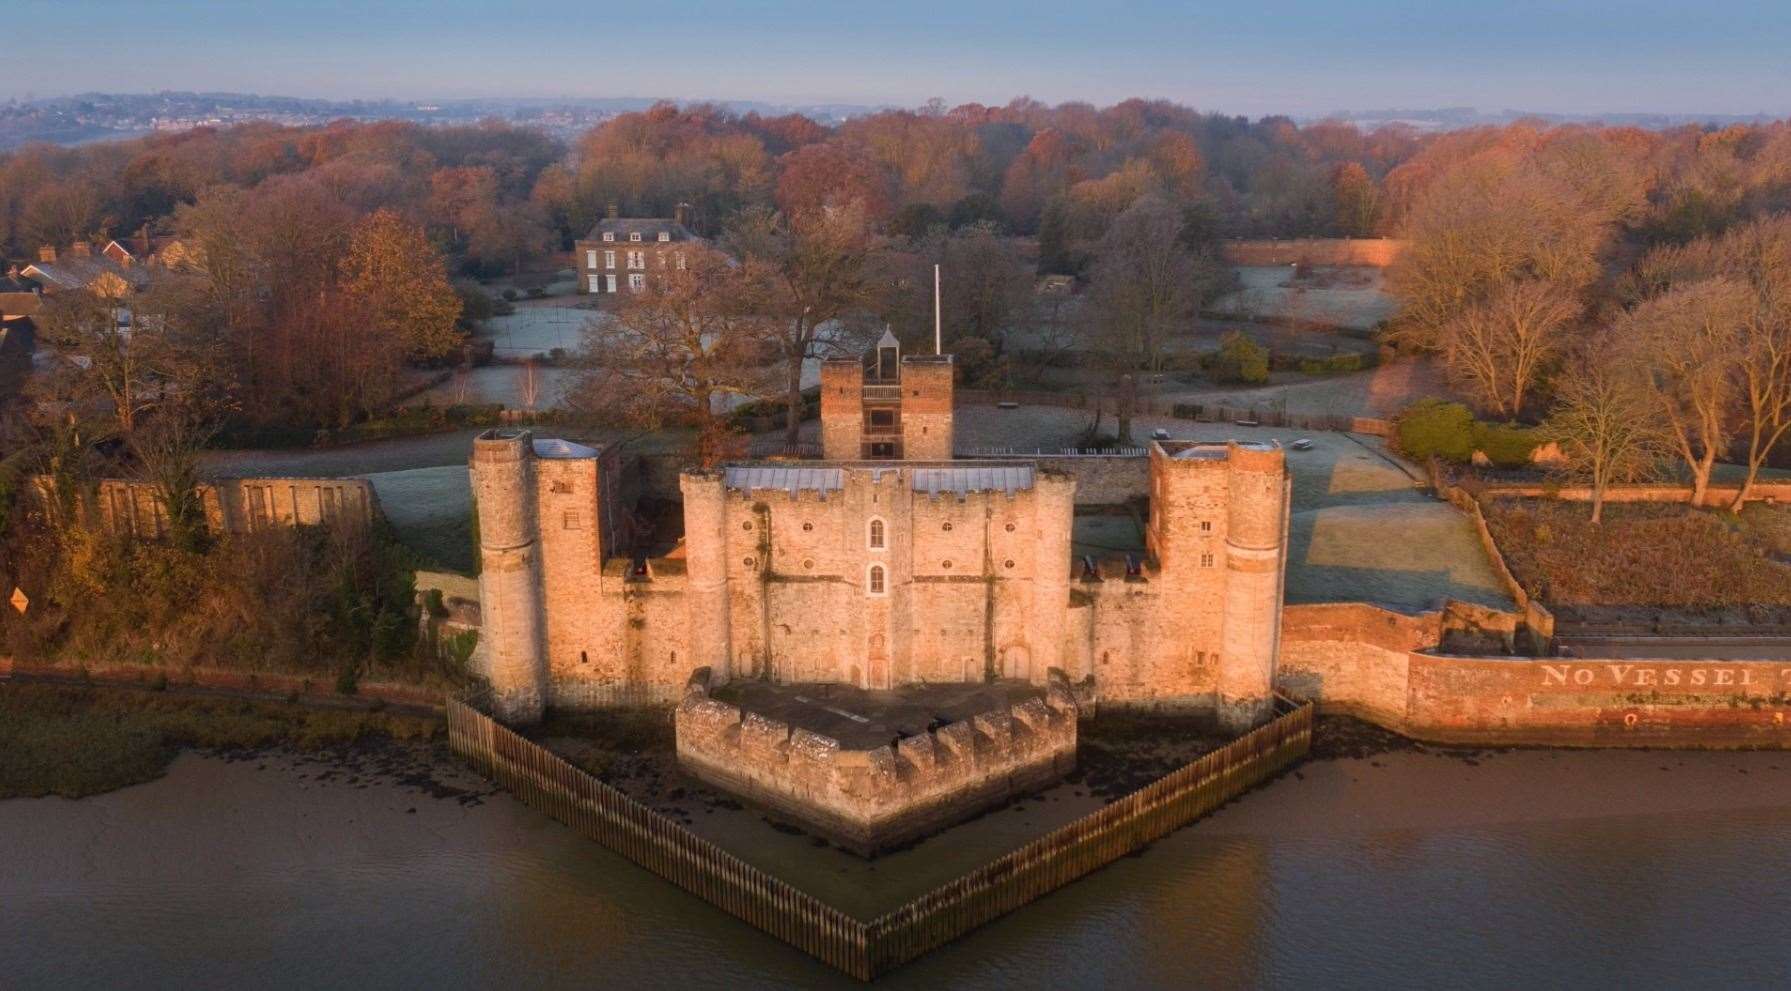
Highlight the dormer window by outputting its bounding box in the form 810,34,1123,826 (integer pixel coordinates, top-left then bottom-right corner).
602,232,615,242
657,231,670,242
630,232,642,242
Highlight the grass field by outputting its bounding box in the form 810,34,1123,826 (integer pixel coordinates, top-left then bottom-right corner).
1210,265,1397,331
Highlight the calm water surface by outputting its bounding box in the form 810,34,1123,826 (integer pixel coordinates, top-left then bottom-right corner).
3,746,1788,989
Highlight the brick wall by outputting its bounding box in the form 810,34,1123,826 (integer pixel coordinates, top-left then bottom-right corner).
1220,238,1408,267
32,475,379,539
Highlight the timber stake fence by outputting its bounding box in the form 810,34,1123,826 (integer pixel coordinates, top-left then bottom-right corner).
446,697,1313,980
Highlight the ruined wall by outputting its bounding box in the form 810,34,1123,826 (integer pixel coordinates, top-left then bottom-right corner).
35,476,378,539
1220,237,1407,267
966,452,1150,505
674,673,1079,854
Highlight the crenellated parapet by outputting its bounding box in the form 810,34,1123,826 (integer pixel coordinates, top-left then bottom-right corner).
674,671,1077,855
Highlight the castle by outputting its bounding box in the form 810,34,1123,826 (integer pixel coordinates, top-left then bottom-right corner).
469,337,1291,731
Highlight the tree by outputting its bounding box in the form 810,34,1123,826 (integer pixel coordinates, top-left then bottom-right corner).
1329,162,1381,236
1618,278,1750,505
339,209,464,361
1547,352,1670,525
725,204,884,443
1720,219,1791,510
1085,195,1214,372
1209,331,1270,385
1436,278,1581,418
774,142,893,223
571,250,777,466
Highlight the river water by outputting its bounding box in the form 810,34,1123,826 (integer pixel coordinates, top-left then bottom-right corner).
4,745,1788,989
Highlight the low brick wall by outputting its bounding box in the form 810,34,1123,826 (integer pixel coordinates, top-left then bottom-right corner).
675,672,1079,855
1477,481,1791,507
1220,237,1407,267
29,475,380,539
1277,605,1791,748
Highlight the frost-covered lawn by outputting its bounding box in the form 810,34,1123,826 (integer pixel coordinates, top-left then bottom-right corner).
360,465,477,573
1211,265,1397,331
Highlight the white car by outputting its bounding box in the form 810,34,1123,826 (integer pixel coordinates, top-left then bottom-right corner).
1290,438,1314,451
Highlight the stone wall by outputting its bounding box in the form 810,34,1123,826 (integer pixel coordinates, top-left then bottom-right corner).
31,475,378,539
1277,602,1791,748
1220,237,1407,267
966,451,1151,505
674,670,1079,855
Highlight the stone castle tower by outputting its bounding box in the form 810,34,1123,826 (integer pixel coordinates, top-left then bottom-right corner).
469,343,1288,732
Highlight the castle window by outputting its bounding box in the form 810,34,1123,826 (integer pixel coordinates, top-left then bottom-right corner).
551,480,573,494
1200,552,1215,567
1004,559,1014,569
867,564,886,595
563,511,581,530
742,521,753,531
1201,520,1213,532
941,522,952,532
942,560,952,569
802,522,813,532
1005,522,1016,533
868,518,885,549
743,556,756,568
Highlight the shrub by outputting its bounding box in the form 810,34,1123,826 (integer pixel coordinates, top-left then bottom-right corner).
500,288,518,302
1298,352,1366,375
1396,399,1476,462
1207,331,1270,384
1472,421,1544,468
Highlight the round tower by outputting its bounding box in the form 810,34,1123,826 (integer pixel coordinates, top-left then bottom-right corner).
1216,442,1288,731
679,469,733,683
470,430,547,723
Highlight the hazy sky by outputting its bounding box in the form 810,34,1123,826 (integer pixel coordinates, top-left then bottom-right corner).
6,0,1789,116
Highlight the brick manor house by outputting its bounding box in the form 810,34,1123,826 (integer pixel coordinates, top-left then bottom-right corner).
573,203,700,296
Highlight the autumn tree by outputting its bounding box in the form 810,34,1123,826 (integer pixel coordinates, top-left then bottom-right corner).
339,209,464,362
572,250,777,466
1547,351,1669,525
726,203,884,443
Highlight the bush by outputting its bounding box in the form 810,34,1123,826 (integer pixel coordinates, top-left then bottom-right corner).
1207,331,1270,384
1472,421,1544,468
1298,352,1366,375
1396,400,1476,463
500,288,518,302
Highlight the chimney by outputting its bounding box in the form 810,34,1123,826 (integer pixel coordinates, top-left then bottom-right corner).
71,241,90,258
606,202,619,221
37,245,56,263
674,202,689,228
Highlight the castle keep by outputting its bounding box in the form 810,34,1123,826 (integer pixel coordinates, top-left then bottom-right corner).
469,343,1292,731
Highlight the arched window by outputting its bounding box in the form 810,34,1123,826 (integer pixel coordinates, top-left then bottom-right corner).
867,564,886,595
868,518,885,550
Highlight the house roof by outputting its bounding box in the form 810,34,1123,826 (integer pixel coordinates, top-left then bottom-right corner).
0,292,40,318
582,218,699,243
21,255,149,293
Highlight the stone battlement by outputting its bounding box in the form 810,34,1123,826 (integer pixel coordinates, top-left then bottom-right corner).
674,670,1079,855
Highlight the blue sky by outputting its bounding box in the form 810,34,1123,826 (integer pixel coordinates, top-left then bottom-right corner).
5,0,1789,115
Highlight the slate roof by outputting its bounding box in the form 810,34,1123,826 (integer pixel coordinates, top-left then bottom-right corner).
581,218,699,243
21,255,149,293
910,465,1034,496
723,466,844,494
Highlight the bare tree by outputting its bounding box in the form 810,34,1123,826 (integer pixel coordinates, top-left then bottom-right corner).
725,203,883,444
571,250,778,466
1086,195,1211,373
1618,278,1749,506
1437,278,1582,419
1722,220,1791,510
1547,351,1670,525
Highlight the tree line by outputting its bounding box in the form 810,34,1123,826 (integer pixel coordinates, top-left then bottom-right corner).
1386,121,1791,520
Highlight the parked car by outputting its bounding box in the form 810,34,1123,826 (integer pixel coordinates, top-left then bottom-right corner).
1290,438,1314,451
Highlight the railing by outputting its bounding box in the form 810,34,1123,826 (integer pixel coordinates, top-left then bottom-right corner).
447,696,1313,980
861,384,903,401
